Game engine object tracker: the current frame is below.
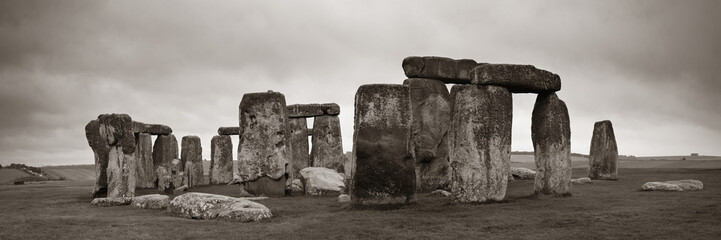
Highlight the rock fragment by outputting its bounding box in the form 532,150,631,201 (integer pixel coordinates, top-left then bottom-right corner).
131,194,170,209
217,127,241,135
168,193,272,222
641,180,703,191
300,167,345,196
588,120,618,180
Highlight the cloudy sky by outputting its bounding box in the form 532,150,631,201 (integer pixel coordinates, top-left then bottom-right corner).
1,0,719,166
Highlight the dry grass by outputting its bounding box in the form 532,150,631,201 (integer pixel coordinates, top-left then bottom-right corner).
1,168,720,239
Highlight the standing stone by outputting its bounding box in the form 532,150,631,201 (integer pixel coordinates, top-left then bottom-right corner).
98,114,136,199
311,115,344,173
135,133,155,189
210,135,234,184
588,120,618,180
288,118,310,181
470,64,561,93
153,134,178,170
404,78,451,192
352,84,415,205
449,85,512,203
181,135,203,187
237,91,291,196
86,120,109,198
531,93,572,196
402,56,479,84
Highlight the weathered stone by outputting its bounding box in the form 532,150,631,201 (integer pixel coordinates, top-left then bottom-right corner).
321,103,341,115
352,84,415,205
307,128,313,136
470,64,561,93
131,194,170,209
287,104,323,118
510,167,536,180
571,177,592,184
242,176,287,197
210,135,234,184
290,179,304,192
449,85,512,203
402,56,478,84
181,135,203,186
300,167,345,196
311,115,345,173
99,114,136,199
131,121,173,135
153,134,178,169
641,180,703,191
168,192,272,222
430,189,452,197
90,197,132,207
532,93,572,196
588,120,618,180
86,120,109,198
338,194,351,202
135,133,155,189
237,92,291,196
404,78,451,192
288,118,310,181
218,127,240,135
156,166,174,194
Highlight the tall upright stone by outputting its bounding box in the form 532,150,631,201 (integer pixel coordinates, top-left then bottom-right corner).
404,78,452,192
531,93,572,196
588,120,618,180
352,84,415,205
135,133,155,189
98,114,136,199
449,85,512,203
153,134,178,169
85,120,109,198
210,135,234,184
287,117,310,181
311,115,344,173
181,135,203,187
237,91,291,196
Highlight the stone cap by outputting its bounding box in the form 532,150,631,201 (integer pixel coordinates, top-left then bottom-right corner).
218,127,241,135
470,64,561,93
402,56,479,84
131,121,173,135
287,103,340,118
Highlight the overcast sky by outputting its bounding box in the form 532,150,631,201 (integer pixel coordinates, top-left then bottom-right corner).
1,0,719,166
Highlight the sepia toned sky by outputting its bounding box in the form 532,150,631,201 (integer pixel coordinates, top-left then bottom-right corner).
1,0,719,166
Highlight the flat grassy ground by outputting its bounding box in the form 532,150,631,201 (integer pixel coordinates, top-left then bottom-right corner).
1,167,720,239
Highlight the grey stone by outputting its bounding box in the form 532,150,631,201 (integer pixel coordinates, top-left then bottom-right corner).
449,85,512,203
181,135,203,187
168,192,272,222
90,197,132,207
588,120,618,180
404,78,451,192
218,127,240,135
131,121,173,135
287,104,324,118
153,134,178,169
352,84,415,205
86,120,109,198
290,178,303,192
311,115,345,173
571,177,592,184
98,113,136,199
532,93,572,196
135,133,155,189
210,135,234,184
321,103,341,115
510,167,536,180
430,189,452,197
470,64,561,93
288,118,310,181
641,180,703,191
300,167,345,196
337,194,351,202
131,194,170,209
402,56,479,84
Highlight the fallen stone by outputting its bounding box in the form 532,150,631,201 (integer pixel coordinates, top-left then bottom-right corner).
430,189,452,197
288,117,310,181
90,197,132,207
404,78,451,192
642,180,703,191
310,115,345,173
153,134,179,169
571,177,592,184
588,120,619,180
352,84,415,205
510,167,536,180
217,127,240,135
532,93,572,196
338,194,351,202
86,120,109,198
168,192,272,222
470,64,561,93
449,85,512,203
175,185,188,192
300,167,345,196
287,104,323,118
402,56,479,84
181,135,204,187
210,135,234,184
135,133,155,189
99,113,136,199
321,103,341,115
290,179,303,192
131,194,170,209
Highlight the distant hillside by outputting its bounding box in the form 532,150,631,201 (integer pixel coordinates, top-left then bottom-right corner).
42,165,95,181
0,169,32,184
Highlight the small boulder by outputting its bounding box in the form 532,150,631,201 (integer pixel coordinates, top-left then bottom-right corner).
300,167,345,195
511,167,536,180
91,197,132,207
131,194,170,209
642,180,703,192
571,177,592,184
291,179,304,192
338,194,351,203
430,189,452,197
168,192,272,222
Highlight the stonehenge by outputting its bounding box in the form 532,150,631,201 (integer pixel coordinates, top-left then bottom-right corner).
98,114,137,199
310,115,344,173
135,133,155,189
181,135,204,187
210,135,233,184
287,117,310,182
588,120,618,180
531,93,572,196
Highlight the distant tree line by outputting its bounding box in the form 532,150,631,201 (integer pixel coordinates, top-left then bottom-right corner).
5,163,43,176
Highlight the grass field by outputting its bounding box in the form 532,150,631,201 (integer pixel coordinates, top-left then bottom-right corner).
42,165,96,181
1,167,719,239
0,169,31,183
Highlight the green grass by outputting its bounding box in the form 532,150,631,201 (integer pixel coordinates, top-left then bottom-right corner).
1,168,720,239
